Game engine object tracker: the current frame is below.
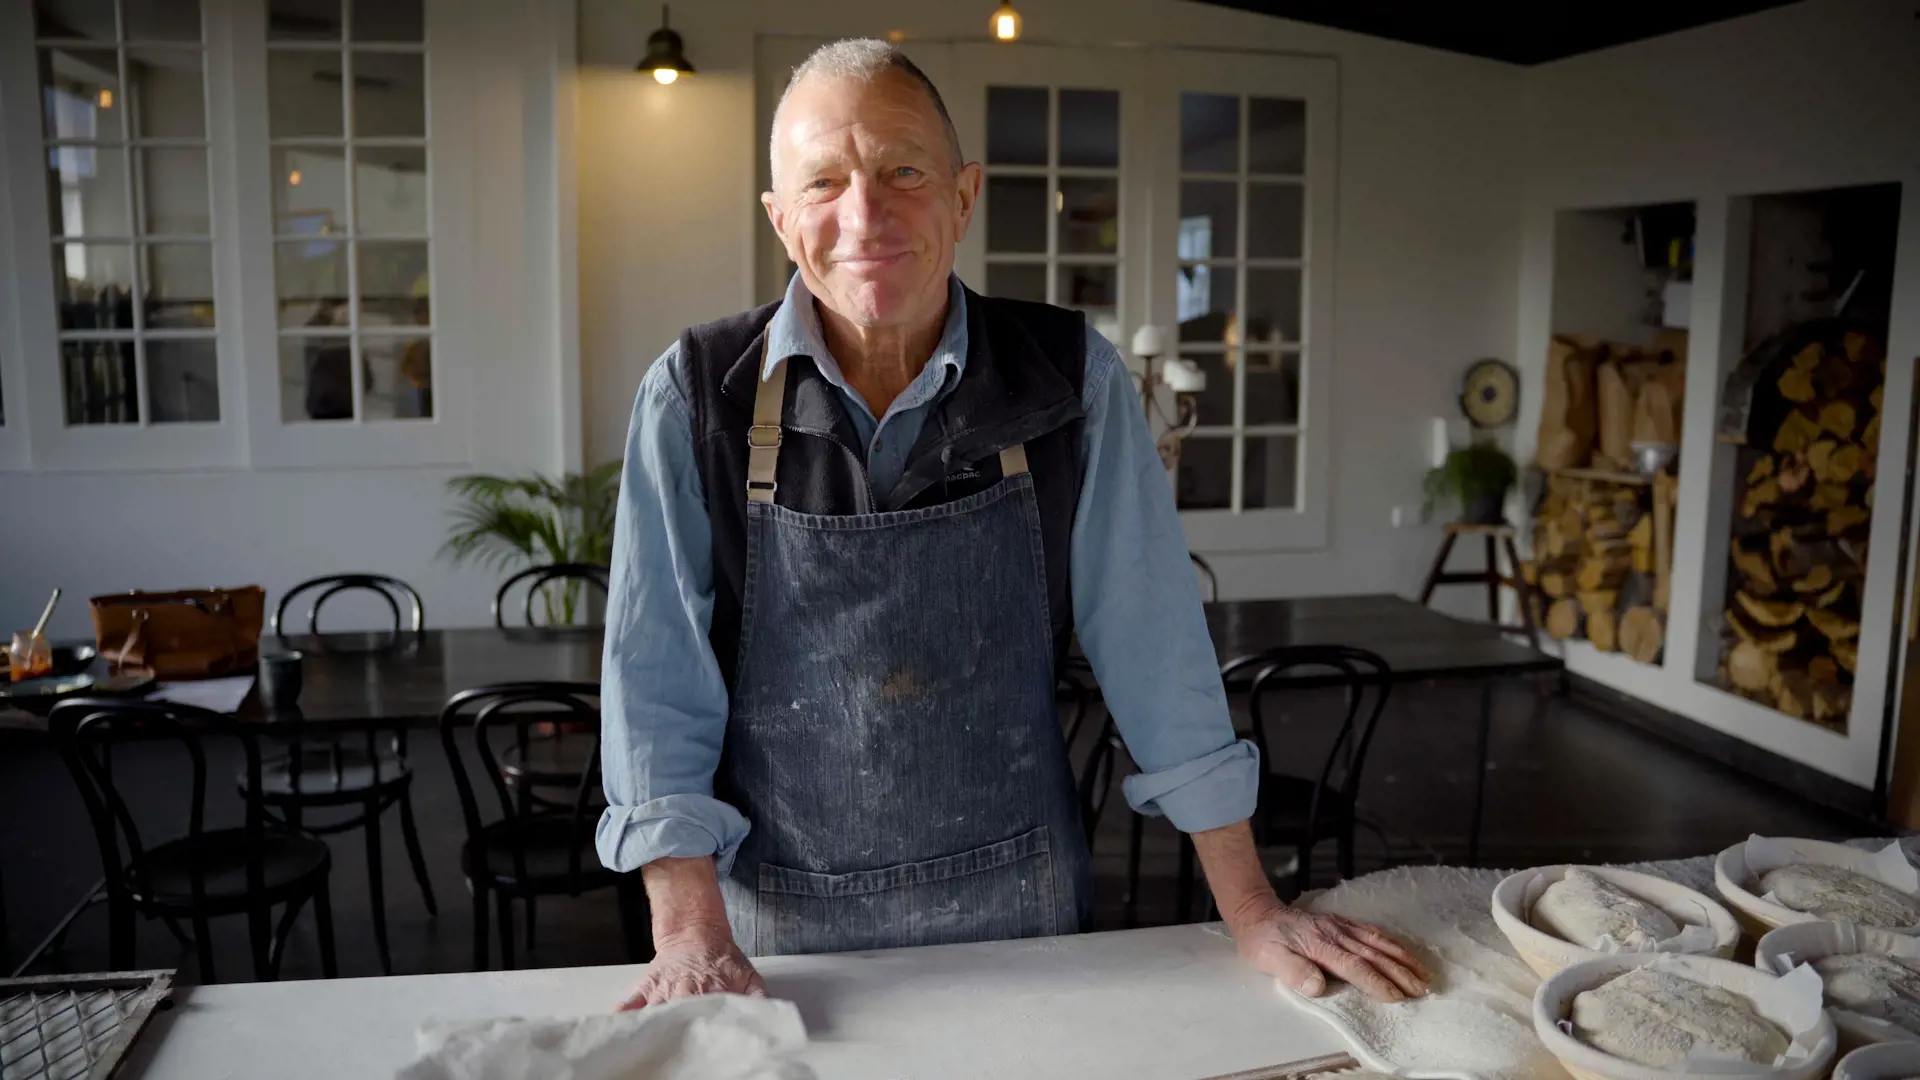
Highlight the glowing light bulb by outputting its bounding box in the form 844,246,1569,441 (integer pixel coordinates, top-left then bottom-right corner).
990,1,1022,41
652,67,678,85
289,169,302,186
97,88,113,108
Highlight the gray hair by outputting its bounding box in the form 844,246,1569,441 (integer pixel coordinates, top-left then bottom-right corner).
772,39,964,183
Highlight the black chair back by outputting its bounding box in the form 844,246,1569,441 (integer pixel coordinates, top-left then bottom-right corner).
492,564,610,630
275,573,424,646
1191,552,1219,603
438,683,603,895
49,698,268,976
1239,645,1392,835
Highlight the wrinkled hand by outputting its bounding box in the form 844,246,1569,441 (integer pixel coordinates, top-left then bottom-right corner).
1232,899,1431,1003
618,930,767,1010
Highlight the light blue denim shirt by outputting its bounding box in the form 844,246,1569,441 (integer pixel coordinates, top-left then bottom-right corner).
596,273,1258,875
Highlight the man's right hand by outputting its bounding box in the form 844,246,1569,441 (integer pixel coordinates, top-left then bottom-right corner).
618,926,766,1009
622,855,763,1009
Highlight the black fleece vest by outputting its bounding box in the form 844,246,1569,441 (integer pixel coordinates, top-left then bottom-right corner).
677,288,1088,688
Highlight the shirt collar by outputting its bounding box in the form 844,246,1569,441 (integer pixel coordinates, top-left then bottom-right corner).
762,272,969,395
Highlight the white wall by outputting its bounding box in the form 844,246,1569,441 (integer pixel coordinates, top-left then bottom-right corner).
574,0,1526,607
0,0,580,639
1512,0,1920,788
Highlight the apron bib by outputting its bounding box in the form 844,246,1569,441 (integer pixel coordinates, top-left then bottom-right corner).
718,353,1091,956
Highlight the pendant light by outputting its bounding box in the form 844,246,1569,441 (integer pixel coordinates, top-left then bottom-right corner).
637,5,695,85
990,0,1023,42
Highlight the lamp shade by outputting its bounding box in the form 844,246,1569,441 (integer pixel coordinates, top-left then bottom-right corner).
1130,323,1166,359
637,6,695,82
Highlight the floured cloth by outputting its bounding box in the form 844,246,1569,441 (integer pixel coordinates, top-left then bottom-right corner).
1277,839,1907,1080
394,993,815,1080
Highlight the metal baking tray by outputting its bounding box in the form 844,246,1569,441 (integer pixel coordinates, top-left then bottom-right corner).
0,970,173,1080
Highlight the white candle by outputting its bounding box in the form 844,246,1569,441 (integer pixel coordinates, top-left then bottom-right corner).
1429,416,1452,469
1130,324,1165,360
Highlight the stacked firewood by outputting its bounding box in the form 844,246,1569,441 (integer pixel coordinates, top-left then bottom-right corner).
1529,470,1675,664
1719,329,1883,728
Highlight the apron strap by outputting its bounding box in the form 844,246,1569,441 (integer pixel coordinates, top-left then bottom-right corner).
747,340,785,504
998,444,1029,477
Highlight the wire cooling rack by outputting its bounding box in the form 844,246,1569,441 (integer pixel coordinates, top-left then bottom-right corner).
0,970,173,1080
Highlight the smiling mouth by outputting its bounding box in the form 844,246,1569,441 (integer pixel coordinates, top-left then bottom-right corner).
837,252,912,271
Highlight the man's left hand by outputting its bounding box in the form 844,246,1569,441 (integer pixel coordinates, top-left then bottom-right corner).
1229,897,1430,1003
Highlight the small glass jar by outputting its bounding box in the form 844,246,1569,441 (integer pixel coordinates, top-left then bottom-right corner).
8,631,52,682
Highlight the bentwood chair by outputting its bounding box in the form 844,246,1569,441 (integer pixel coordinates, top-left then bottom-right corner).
492,564,610,631
491,565,611,815
1190,552,1219,602
439,683,648,971
52,698,338,983
239,573,436,975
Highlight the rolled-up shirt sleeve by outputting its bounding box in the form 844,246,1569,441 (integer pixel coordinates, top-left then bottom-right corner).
1071,329,1259,834
596,344,752,874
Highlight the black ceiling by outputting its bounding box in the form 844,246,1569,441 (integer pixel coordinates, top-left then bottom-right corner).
1193,1,1805,64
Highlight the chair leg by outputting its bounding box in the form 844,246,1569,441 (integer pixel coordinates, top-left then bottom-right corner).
470,883,490,972
107,894,136,972
397,786,438,918
1176,836,1196,923
617,878,653,963
159,915,194,949
1123,813,1145,929
1417,533,1459,605
267,896,309,980
363,797,393,976
1337,826,1356,881
1483,535,1501,625
203,909,227,985
496,893,516,971
313,879,338,979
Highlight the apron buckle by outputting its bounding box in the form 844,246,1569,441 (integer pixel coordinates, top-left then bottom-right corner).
747,424,783,449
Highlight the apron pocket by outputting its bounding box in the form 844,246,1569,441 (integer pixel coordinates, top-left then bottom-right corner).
756,825,1058,956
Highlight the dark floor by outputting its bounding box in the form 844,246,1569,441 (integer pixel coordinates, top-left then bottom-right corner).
0,679,1871,985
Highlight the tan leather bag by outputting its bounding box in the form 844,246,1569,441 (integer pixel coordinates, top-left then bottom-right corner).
90,587,266,679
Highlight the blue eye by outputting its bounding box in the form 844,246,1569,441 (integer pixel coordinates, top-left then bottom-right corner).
894,166,919,178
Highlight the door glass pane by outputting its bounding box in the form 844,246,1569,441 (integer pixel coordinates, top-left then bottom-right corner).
1178,181,1236,259
124,0,201,43
1248,97,1305,175
1176,436,1233,509
355,146,427,234
138,147,210,234
1244,352,1300,426
1180,93,1238,173
268,0,341,41
142,242,215,328
53,243,134,330
126,49,204,138
1057,264,1117,343
1244,267,1301,344
47,147,129,238
1058,177,1118,254
146,338,220,422
62,339,138,424
1181,353,1234,427
1176,265,1235,344
358,241,430,326
353,52,426,138
986,86,1047,166
361,336,432,419
351,0,422,42
276,240,348,327
279,335,352,420
41,49,123,140
272,145,347,231
35,1,116,42
1243,434,1298,509
268,50,343,137
1247,182,1304,259
986,176,1047,254
1057,89,1118,168
986,262,1046,303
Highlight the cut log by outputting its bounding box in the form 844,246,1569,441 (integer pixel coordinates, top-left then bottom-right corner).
1810,483,1850,511
1596,360,1634,468
1778,365,1817,403
1791,565,1835,594
1820,443,1864,485
1871,383,1884,410
1834,638,1859,673
1814,580,1846,608
1864,412,1882,447
1619,606,1664,664
1770,528,1798,574
1728,640,1775,694
1731,543,1778,593
1774,669,1814,720
1748,455,1775,485
1774,409,1821,453
1792,342,1824,371
1819,400,1857,439
1812,684,1851,727
1576,550,1631,592
1842,331,1871,364
1808,656,1840,684
1806,440,1835,477
1808,607,1860,641
1777,455,1813,494
1520,559,1540,586
1539,567,1575,599
1588,608,1619,652
1736,592,1804,628
1545,598,1582,640
1577,589,1619,617
1829,505,1871,535
1742,478,1781,518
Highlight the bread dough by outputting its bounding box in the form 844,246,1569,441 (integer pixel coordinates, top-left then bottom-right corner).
1570,967,1790,1068
1812,952,1920,1034
1533,868,1681,950
1758,864,1920,926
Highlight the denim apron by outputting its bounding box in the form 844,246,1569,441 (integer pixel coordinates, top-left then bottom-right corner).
718,350,1092,957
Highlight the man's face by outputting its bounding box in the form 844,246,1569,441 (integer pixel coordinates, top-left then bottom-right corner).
763,69,981,330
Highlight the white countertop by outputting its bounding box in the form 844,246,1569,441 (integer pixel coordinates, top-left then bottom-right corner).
121,924,1345,1079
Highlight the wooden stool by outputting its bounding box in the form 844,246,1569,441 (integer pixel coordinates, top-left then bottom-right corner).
1418,522,1540,650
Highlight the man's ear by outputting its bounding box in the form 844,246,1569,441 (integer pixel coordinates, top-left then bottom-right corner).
761,191,785,242
952,161,983,242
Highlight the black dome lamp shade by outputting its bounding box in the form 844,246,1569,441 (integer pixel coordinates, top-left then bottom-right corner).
638,6,695,85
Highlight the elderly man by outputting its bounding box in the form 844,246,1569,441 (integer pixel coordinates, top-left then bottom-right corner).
599,39,1428,1008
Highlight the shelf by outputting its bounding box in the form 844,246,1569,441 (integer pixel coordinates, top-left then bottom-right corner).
1547,466,1654,487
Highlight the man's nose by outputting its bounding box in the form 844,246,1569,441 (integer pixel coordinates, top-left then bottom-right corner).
839,173,888,234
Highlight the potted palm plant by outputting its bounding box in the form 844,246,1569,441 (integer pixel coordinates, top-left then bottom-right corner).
1424,442,1518,526
441,463,621,625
